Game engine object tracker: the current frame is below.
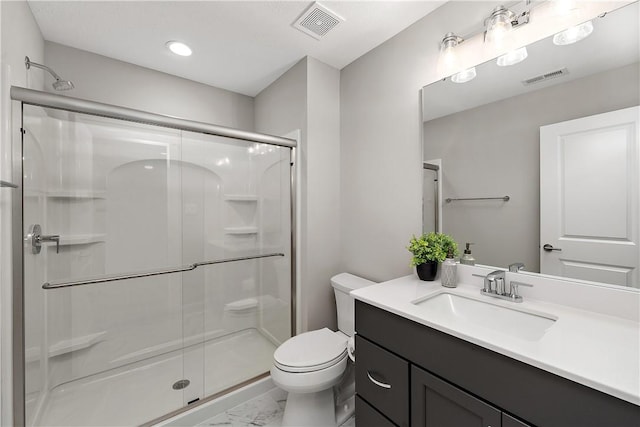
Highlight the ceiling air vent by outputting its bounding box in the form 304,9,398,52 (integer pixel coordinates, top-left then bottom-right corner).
522,68,570,86
293,2,343,40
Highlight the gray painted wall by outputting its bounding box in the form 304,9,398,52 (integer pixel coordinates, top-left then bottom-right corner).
423,63,640,272
44,42,254,130
0,1,45,423
340,2,499,282
305,57,341,331
254,57,341,332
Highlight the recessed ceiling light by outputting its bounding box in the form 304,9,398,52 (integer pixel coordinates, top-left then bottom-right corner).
166,41,192,56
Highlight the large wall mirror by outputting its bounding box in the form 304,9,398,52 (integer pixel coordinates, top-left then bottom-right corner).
421,1,639,289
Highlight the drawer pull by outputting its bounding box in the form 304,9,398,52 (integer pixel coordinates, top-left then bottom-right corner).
367,371,391,389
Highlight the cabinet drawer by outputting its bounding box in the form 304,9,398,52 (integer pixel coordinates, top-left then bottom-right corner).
355,335,409,426
355,396,396,427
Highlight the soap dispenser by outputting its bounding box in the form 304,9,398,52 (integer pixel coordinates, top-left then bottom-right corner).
441,249,457,288
460,243,476,265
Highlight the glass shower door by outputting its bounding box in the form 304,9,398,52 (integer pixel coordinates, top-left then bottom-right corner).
22,106,189,426
180,132,292,399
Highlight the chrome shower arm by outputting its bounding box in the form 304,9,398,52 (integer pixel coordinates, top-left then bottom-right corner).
24,56,74,90
25,56,62,81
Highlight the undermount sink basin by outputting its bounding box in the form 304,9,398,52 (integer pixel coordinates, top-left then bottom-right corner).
412,292,557,341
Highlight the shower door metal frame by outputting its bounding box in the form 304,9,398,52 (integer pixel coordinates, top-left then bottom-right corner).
423,162,440,233
10,86,298,426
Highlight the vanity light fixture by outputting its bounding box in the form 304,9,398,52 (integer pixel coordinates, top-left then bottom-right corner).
496,46,528,66
451,67,477,84
484,5,530,46
553,21,594,45
166,41,192,56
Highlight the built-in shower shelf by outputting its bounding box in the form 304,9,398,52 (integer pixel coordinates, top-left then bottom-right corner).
49,331,107,357
25,331,107,363
47,190,106,199
224,194,258,201
43,234,106,247
224,227,258,235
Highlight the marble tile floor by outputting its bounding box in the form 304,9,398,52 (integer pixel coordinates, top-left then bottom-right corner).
198,387,355,427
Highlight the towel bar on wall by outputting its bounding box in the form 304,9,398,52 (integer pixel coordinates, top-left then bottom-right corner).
445,196,510,203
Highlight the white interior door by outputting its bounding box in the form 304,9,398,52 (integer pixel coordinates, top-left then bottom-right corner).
540,106,639,287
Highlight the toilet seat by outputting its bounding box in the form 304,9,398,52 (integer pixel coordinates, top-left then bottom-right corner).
274,328,348,373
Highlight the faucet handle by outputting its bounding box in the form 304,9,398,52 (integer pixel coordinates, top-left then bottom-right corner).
509,262,525,272
472,274,492,293
510,281,533,299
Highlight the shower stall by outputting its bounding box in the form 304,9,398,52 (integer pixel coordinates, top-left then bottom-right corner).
10,87,296,426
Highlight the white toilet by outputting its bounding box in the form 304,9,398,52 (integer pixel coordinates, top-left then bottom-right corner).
270,273,374,426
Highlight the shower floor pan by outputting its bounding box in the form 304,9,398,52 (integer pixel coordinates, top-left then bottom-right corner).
32,328,277,427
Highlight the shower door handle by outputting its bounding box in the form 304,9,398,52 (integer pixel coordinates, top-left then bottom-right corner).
27,224,60,254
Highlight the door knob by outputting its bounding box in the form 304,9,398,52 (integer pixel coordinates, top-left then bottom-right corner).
27,224,60,254
543,244,561,252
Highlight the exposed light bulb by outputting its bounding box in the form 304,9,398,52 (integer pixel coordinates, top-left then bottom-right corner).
166,41,192,56
553,21,593,46
496,47,528,67
485,6,515,47
451,67,477,84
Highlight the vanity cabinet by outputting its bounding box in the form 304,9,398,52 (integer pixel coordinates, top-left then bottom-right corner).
354,300,640,427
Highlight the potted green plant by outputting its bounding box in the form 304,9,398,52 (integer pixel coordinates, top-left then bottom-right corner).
408,232,459,281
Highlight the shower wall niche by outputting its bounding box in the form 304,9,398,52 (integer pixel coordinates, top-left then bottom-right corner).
21,105,293,426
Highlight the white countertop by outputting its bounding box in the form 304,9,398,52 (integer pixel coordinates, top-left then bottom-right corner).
352,274,640,406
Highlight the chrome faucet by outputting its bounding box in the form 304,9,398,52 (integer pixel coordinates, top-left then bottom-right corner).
473,269,533,303
482,270,505,294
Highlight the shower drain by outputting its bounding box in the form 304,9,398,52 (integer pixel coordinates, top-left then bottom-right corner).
172,379,190,390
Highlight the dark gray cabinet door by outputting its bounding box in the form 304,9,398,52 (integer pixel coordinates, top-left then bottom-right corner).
356,396,396,427
502,413,531,427
411,365,501,427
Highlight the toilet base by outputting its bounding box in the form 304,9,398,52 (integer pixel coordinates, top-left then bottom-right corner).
282,388,336,427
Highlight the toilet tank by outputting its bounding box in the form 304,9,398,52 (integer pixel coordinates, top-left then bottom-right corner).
331,273,375,336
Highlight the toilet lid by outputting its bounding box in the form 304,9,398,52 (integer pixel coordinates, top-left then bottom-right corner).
274,328,348,373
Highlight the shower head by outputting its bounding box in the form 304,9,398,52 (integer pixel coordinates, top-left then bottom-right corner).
25,56,75,91
52,79,75,91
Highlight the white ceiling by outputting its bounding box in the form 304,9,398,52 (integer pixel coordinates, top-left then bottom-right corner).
28,1,445,97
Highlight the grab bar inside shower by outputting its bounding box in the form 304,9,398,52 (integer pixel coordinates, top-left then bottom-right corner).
42,252,285,290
